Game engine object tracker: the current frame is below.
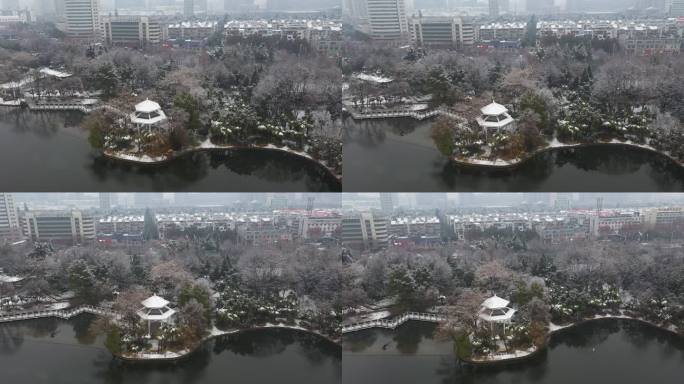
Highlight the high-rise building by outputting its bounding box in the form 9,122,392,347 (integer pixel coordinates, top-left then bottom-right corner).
342,212,389,251
415,193,448,211
554,195,572,211
0,193,20,240
64,0,101,40
103,16,163,48
21,210,96,244
671,0,684,16
270,196,288,210
184,0,194,17
113,0,142,9
526,0,554,14
365,0,409,42
134,193,165,208
380,193,394,215
99,193,111,211
488,0,499,17
225,0,256,12
410,16,476,48
343,0,370,33
1,0,20,10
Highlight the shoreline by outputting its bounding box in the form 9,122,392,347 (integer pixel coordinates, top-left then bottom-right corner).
344,111,684,171
102,139,342,182
116,323,341,363
0,308,340,363
462,314,682,366
450,140,684,170
1,107,342,182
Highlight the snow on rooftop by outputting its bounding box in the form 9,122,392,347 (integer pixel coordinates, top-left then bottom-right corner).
135,99,162,113
353,73,393,84
481,295,510,309
39,67,72,78
481,102,508,116
141,294,170,309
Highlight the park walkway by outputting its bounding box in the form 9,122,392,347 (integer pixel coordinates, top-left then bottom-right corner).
0,305,119,323
342,312,446,333
347,106,463,121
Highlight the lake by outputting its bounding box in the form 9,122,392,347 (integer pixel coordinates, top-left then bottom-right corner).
343,118,684,191
0,109,341,191
0,315,342,384
342,319,684,384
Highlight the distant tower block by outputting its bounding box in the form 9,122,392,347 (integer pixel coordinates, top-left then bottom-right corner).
184,0,194,17
307,196,315,212
489,0,499,17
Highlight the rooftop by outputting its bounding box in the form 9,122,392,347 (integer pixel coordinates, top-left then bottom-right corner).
481,102,507,116
481,295,509,309
135,99,162,113
141,294,170,309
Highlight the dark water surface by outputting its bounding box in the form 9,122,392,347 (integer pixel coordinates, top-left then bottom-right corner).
342,319,684,384
343,118,684,191
0,110,340,191
0,315,341,384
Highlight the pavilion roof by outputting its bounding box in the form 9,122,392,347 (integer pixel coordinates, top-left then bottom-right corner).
481,295,510,309
135,99,162,113
481,102,507,116
141,294,170,309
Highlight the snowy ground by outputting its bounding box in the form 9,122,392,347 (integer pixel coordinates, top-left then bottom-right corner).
471,312,680,364
470,346,538,362
48,302,71,310
343,310,391,325
353,73,393,84
0,274,24,283
0,98,23,106
548,313,680,335
104,140,340,177
453,138,680,168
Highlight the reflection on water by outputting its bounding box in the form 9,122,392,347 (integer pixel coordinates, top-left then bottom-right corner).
0,315,341,384
342,319,684,384
343,118,684,191
0,109,340,191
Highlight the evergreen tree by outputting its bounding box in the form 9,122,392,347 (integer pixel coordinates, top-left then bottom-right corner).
524,15,538,47
142,208,159,240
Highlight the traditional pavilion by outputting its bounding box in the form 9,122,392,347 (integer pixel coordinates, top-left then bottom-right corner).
476,101,515,135
478,294,516,335
130,99,167,130
137,294,176,338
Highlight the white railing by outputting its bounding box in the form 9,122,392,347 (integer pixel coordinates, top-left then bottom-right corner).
342,311,446,333
348,106,463,121
26,102,125,116
0,305,118,323
28,102,93,113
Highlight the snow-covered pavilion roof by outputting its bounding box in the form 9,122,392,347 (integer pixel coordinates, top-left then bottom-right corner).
478,295,516,323
141,294,170,309
481,295,509,309
481,102,508,116
135,99,162,113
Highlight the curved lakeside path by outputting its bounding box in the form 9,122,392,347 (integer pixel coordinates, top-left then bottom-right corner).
462,314,682,366
104,139,342,182
0,109,341,191
344,317,684,384
346,106,683,171
0,316,341,384
450,139,684,171
117,323,341,363
341,310,681,365
344,117,684,191
0,306,339,362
